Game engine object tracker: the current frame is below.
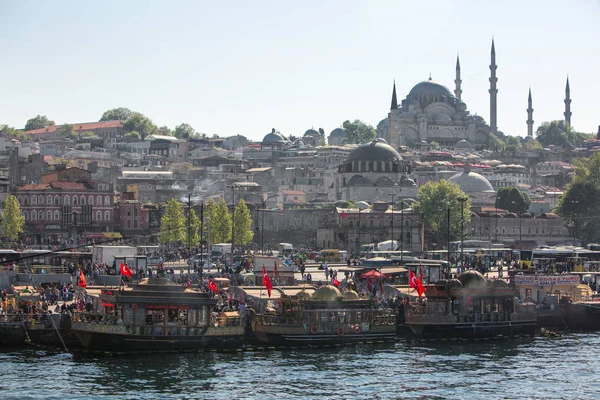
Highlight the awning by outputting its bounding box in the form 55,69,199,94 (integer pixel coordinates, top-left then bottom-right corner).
103,232,123,239
85,233,105,239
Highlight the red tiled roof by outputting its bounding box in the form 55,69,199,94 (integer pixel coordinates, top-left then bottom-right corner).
280,190,306,195
24,120,123,135
50,181,86,190
18,184,50,191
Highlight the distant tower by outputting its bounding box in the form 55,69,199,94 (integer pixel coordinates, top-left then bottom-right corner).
390,80,398,110
564,76,572,127
526,88,534,137
454,54,462,100
489,38,498,134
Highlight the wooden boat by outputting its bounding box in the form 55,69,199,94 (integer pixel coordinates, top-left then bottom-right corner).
250,285,397,345
70,277,245,352
402,270,537,339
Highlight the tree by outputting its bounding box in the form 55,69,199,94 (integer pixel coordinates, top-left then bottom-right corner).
174,123,196,139
24,115,55,131
123,112,158,139
536,120,592,149
494,187,531,214
0,125,26,141
413,180,471,248
1,195,25,242
159,198,185,244
209,198,231,244
100,107,133,122
78,131,96,138
185,208,200,247
523,138,543,151
158,126,173,136
487,134,505,152
56,123,75,137
504,136,522,153
556,182,600,245
232,199,253,247
124,131,141,140
342,119,376,144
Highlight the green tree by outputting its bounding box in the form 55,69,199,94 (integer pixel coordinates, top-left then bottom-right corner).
185,208,200,247
556,182,600,245
488,134,505,152
504,136,523,153
0,125,26,141
56,124,75,137
100,107,133,121
24,115,55,131
232,199,254,247
158,126,173,136
209,198,231,244
571,152,600,186
159,198,185,244
536,120,592,149
341,119,376,144
78,131,96,138
123,112,158,139
1,195,25,242
413,180,471,248
494,187,531,214
174,123,196,139
523,138,543,151
124,131,141,140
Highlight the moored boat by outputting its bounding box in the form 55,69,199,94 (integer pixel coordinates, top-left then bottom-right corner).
70,277,245,352
402,270,537,339
249,284,397,345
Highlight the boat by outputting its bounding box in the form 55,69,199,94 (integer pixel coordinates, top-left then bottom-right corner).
249,284,397,345
70,277,245,352
402,270,537,339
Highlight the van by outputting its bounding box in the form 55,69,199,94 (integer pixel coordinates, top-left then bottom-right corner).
317,249,340,263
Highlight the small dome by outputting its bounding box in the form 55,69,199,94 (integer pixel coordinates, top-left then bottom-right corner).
334,200,350,208
448,163,494,192
455,139,473,149
262,130,286,144
435,279,448,290
347,141,402,163
296,290,312,300
329,127,346,138
491,279,509,288
355,201,370,210
400,178,416,187
343,290,360,300
304,128,319,137
312,285,342,301
457,270,488,288
376,138,388,144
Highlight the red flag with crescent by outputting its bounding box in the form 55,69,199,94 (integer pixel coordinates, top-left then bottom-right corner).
262,266,272,297
409,270,425,297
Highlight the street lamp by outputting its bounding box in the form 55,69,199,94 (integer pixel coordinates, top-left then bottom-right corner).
400,200,405,264
458,197,468,270
389,193,396,250
227,184,239,269
249,192,278,254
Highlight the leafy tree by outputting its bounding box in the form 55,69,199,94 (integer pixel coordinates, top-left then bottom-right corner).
504,136,522,153
185,208,200,247
523,138,543,151
123,112,158,139
571,152,600,186
232,199,253,247
488,134,505,152
124,131,141,140
0,125,26,141
556,182,600,245
413,180,471,248
536,120,592,149
494,187,530,214
24,115,55,131
341,119,376,144
158,126,173,136
78,131,96,138
174,123,196,139
209,198,231,244
100,107,133,122
1,195,25,242
56,124,75,137
159,198,185,244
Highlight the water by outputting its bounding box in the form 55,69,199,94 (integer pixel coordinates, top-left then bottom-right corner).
2,333,599,400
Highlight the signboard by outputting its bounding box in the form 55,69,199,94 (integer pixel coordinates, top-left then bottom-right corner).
513,275,579,287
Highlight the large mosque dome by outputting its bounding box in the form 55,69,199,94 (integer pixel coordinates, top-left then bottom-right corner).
448,163,494,193
347,140,402,163
262,129,286,144
407,79,454,101
329,127,346,138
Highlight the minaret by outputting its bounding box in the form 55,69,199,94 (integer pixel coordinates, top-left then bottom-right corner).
526,88,534,137
564,76,572,127
454,54,462,100
390,80,398,110
489,38,498,134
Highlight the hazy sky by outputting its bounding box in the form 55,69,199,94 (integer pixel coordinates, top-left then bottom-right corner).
1,1,598,141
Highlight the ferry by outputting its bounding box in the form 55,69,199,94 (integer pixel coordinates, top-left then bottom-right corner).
402,270,537,339
71,277,245,352
249,285,397,345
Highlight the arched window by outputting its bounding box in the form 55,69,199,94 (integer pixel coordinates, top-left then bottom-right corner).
32,196,37,205
104,196,110,206
73,196,78,205
54,196,59,206
47,195,52,205
31,210,37,220
88,196,94,206
54,210,60,220
97,196,102,206
81,196,86,206
64,195,70,205
23,211,28,220
38,195,43,205
96,211,102,221
104,211,110,221
18,196,22,205
47,211,52,221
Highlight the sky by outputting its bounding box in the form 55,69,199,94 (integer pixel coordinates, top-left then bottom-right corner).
1,0,598,142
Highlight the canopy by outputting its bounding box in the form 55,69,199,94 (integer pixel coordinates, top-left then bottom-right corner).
360,270,391,279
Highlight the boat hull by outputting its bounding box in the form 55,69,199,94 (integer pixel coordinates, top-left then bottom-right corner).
253,323,397,345
0,322,27,347
402,320,537,339
537,302,600,331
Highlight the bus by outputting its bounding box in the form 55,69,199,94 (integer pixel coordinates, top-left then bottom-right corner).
276,243,294,257
316,249,340,263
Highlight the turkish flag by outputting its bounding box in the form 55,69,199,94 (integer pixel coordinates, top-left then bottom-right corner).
332,278,340,287
262,266,272,297
341,210,346,219
120,262,133,278
409,270,425,297
208,280,218,293
78,270,87,289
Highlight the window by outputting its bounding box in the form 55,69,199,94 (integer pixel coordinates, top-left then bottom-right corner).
73,196,78,205
31,210,37,220
64,195,70,205
47,211,52,221
23,211,28,220
88,196,94,206
54,195,59,205
81,196,86,206
32,196,37,205
104,211,110,221
47,195,52,205
97,196,102,206
38,195,43,205
104,196,110,206
54,210,60,220
96,211,102,221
